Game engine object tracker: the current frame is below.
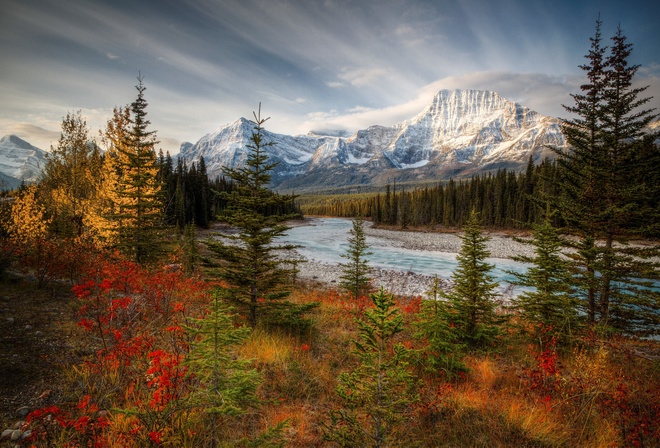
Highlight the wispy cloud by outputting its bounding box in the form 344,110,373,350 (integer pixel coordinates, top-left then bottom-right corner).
337,68,390,87
1,0,658,155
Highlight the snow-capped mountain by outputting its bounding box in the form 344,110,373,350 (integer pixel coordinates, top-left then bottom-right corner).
0,135,47,189
180,89,566,191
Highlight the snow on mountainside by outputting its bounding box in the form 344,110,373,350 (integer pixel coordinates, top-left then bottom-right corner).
178,89,569,191
0,135,47,188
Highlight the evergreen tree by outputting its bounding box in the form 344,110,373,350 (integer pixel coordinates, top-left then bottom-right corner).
195,156,211,228
184,293,285,446
181,222,199,276
509,210,580,343
415,275,467,376
98,78,163,263
445,211,502,348
557,20,659,333
339,215,372,299
207,105,316,329
324,288,417,447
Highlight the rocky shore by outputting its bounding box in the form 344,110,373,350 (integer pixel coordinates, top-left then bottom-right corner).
363,225,535,260
296,223,534,297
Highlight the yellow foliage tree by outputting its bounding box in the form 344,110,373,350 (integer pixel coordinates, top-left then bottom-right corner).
91,78,163,263
8,185,51,244
85,106,132,246
40,111,102,238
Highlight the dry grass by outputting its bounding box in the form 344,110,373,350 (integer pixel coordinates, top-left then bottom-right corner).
3,273,659,447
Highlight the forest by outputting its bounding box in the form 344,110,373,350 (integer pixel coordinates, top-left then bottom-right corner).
299,157,561,230
0,21,659,447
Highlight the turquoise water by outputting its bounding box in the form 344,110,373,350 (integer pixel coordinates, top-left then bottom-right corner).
281,217,529,286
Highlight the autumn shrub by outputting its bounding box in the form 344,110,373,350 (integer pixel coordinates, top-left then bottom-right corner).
11,254,660,447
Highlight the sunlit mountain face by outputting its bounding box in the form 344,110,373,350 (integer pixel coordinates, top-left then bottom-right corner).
178,90,566,192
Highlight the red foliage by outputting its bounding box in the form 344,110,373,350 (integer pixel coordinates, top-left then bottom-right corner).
25,396,110,447
521,326,561,405
398,296,422,316
23,252,212,446
146,350,187,411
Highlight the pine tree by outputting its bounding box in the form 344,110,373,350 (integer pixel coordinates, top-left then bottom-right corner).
102,77,163,263
557,20,659,334
184,293,286,445
324,288,417,447
445,211,502,348
339,215,372,299
415,275,467,376
555,17,604,316
509,209,580,343
181,222,199,276
207,105,316,329
195,157,211,229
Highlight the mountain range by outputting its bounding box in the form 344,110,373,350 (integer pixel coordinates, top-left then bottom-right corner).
178,89,567,192
0,89,568,192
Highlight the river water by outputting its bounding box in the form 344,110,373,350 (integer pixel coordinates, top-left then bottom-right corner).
281,217,529,287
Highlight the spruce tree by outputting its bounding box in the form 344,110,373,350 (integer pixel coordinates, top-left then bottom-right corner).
445,211,501,348
324,288,417,447
181,222,198,276
509,210,580,343
557,20,659,334
415,275,467,376
339,215,372,299
207,105,316,329
184,293,286,446
99,77,163,263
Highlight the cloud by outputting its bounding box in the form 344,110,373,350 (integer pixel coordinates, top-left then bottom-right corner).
337,68,390,87
299,71,585,135
0,122,60,151
158,136,183,155
106,52,119,60
326,81,344,89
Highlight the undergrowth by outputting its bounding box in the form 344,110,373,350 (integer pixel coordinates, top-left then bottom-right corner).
1,252,659,447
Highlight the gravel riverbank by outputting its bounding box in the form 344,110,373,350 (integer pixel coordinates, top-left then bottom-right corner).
295,222,535,297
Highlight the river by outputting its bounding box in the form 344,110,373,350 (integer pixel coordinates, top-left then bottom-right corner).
281,217,529,289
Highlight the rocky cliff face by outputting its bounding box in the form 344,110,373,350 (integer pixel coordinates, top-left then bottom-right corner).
179,89,567,191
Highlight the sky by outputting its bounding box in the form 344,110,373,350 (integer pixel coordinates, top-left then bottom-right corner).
1,0,659,155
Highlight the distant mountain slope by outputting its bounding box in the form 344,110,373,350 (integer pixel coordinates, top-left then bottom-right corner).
179,89,566,192
0,135,47,187
0,171,20,190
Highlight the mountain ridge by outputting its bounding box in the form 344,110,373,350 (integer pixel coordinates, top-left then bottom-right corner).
179,89,566,192
0,135,47,189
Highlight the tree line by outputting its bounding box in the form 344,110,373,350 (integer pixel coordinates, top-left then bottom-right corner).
1,77,299,266
320,18,660,339
301,157,561,230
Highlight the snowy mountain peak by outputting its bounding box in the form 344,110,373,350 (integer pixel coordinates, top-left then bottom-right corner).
0,135,47,188
0,134,44,152
178,89,567,191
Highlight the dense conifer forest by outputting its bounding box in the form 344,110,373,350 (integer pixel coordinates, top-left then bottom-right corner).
299,157,562,230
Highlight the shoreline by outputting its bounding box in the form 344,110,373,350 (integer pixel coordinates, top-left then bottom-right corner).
293,217,534,297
